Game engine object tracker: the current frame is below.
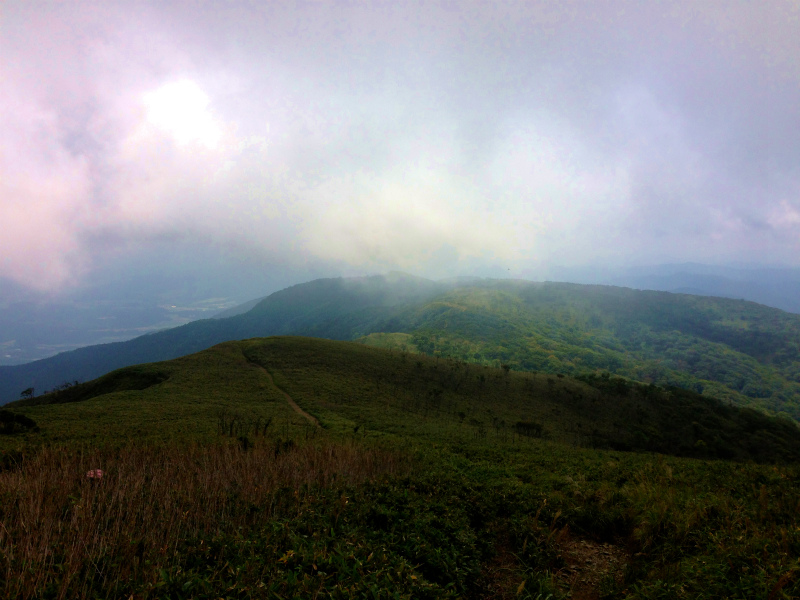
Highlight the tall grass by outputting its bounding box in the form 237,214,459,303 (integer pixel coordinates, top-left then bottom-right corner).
0,440,410,599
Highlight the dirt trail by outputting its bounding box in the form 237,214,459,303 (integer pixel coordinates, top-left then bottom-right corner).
555,533,627,599
252,364,319,427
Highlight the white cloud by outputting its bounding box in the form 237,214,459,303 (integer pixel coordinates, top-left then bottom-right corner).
768,200,800,229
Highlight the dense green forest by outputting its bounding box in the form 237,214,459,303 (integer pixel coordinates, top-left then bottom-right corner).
2,337,800,598
3,274,799,420
363,281,800,418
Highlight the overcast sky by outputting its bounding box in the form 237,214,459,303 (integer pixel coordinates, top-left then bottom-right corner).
2,0,798,297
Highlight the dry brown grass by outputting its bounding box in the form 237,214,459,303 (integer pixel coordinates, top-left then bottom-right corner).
0,440,410,599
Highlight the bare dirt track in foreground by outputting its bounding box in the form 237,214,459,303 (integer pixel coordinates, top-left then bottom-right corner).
555,532,628,599
252,363,319,426
479,532,628,600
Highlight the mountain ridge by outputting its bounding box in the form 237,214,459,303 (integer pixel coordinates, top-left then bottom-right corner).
2,273,799,418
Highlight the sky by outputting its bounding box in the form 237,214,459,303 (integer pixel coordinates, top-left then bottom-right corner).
2,0,799,299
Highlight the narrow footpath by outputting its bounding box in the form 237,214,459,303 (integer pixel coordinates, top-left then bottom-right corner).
252,363,319,427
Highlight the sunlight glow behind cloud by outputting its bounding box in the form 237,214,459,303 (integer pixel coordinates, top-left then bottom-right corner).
143,80,223,149
1,0,798,294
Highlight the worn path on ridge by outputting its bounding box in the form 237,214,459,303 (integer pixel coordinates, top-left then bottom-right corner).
251,363,319,427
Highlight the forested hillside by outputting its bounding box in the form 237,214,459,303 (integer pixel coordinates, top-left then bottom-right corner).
365,281,800,417
3,274,799,418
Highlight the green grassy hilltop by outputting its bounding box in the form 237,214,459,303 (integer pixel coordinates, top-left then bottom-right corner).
2,337,800,599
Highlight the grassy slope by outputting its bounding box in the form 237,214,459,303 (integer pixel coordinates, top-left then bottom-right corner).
8,337,800,462
243,337,800,463
2,337,800,599
5,342,311,445
0,273,442,404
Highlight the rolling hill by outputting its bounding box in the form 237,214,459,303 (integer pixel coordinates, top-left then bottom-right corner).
0,272,445,404
2,273,799,419
3,337,799,599
7,337,800,462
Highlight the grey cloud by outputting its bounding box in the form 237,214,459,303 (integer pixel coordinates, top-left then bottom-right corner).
1,0,799,295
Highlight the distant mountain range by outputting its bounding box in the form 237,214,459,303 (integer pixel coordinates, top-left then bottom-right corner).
2,272,799,419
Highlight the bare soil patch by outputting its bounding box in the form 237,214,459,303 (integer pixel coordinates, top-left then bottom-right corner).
554,531,628,599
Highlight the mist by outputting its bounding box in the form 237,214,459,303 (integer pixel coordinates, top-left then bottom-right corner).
2,1,799,362
2,1,798,292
